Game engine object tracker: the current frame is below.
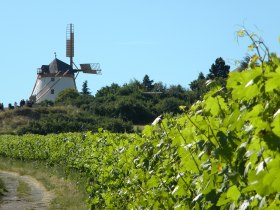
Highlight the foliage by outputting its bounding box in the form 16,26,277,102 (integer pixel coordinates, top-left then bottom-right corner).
55,88,80,105
237,54,251,72
142,74,154,91
1,41,280,208
17,109,133,135
95,83,120,98
207,57,230,79
78,78,192,124
81,80,91,95
0,106,132,135
38,100,54,107
0,103,4,111
155,97,185,113
3,71,225,135
115,97,155,124
8,103,14,110
189,72,209,100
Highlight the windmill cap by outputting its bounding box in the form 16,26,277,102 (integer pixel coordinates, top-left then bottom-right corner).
48,58,73,74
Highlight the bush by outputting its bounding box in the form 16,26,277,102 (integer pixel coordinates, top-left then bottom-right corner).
55,88,80,105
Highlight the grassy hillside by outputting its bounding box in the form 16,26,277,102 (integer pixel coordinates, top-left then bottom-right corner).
0,108,40,134
0,106,133,135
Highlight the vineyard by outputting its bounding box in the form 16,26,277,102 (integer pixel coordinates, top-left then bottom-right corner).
1,34,280,209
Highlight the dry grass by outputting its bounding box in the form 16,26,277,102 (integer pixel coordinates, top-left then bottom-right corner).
0,108,36,134
0,106,80,134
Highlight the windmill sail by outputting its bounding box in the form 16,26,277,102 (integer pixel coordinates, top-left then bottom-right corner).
80,64,101,74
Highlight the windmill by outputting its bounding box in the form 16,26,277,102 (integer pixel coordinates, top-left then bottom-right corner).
31,23,101,103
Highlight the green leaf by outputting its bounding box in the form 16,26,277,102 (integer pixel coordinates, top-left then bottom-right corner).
265,72,280,92
272,114,280,136
204,96,219,116
246,104,264,119
227,68,262,101
248,44,255,51
237,29,245,37
227,186,240,201
216,193,231,206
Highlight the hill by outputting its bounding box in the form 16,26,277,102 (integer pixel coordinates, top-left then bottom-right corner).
0,106,132,135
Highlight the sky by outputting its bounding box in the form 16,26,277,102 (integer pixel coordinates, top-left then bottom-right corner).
1,0,280,106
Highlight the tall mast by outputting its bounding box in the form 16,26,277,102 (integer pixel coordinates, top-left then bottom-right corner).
66,23,74,68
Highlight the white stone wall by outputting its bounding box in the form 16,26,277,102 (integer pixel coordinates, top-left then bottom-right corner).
32,76,76,103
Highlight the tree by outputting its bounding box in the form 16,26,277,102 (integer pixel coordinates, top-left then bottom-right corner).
207,57,230,79
116,97,155,124
8,103,14,110
189,72,208,100
155,97,185,114
153,82,166,93
197,72,205,80
55,88,80,104
81,80,91,95
167,85,186,100
189,72,205,91
236,55,254,72
142,75,154,91
20,99,25,107
95,83,120,98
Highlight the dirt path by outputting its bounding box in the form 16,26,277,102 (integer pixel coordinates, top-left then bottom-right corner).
0,170,54,210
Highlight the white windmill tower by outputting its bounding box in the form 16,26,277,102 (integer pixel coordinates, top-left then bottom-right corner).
31,24,101,103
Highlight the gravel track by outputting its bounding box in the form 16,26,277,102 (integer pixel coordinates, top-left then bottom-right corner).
0,170,54,210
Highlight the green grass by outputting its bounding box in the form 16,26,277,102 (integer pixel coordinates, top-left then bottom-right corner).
0,177,6,196
0,177,7,205
0,157,88,210
17,180,31,199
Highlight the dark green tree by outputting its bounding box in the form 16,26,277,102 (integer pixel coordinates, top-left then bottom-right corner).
116,97,155,124
142,75,154,91
153,82,166,93
167,85,186,100
236,55,251,72
207,57,230,79
155,97,185,114
81,80,91,95
55,88,80,104
95,83,120,97
189,72,209,100
8,103,14,109
197,72,205,80
0,103,4,111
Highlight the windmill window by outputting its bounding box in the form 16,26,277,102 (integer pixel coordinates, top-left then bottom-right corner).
51,77,55,81
51,89,55,94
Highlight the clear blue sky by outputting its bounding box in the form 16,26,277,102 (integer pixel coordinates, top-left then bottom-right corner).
1,0,280,105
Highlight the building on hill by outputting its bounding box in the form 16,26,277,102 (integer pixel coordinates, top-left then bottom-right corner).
31,58,76,103
30,24,101,103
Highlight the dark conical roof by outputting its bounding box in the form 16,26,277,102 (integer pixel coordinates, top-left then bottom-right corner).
48,58,72,74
